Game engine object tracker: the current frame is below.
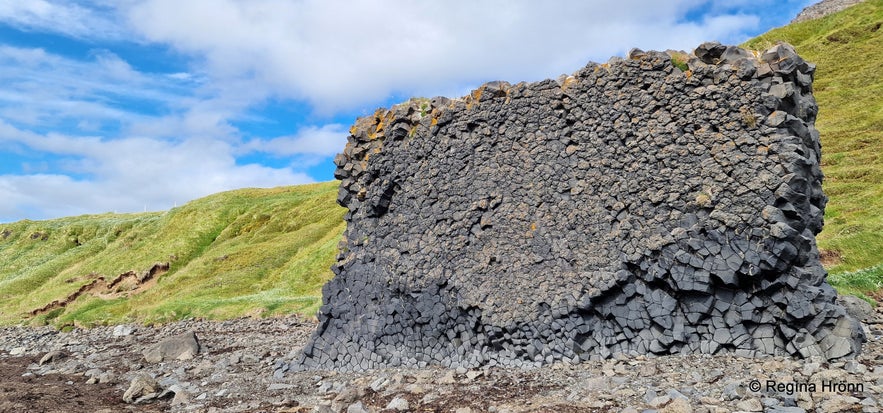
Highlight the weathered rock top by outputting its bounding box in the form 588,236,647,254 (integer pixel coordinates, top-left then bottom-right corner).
792,0,866,23
297,42,864,372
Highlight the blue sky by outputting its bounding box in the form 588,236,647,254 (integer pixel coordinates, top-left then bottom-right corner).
0,0,813,222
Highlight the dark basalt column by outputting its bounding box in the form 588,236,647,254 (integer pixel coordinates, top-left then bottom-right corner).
293,42,864,372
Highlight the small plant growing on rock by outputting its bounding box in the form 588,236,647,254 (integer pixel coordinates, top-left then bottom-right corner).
695,192,712,207
740,107,758,128
667,51,690,72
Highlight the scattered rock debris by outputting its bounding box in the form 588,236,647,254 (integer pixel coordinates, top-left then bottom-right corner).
0,310,880,412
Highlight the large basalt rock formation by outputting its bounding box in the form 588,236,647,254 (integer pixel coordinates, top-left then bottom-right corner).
295,42,864,372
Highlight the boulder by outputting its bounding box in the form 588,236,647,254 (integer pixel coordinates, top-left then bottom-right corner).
38,350,66,365
112,325,135,337
123,373,161,404
837,295,873,321
143,330,200,363
694,41,727,64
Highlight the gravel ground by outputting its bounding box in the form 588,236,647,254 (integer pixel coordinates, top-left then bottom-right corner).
0,308,881,413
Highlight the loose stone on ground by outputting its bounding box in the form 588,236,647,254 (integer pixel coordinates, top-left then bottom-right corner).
0,311,879,412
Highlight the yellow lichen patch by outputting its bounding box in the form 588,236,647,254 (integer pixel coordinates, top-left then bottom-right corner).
363,146,382,162
367,109,395,141
524,222,538,238
560,76,578,90
466,87,484,110
374,119,384,134
352,113,382,139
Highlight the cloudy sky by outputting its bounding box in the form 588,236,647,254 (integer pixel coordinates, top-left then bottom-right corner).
0,0,813,222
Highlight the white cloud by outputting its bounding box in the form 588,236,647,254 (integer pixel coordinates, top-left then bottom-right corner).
124,0,777,112
0,120,314,221
168,72,194,81
244,124,348,158
0,0,812,221
0,40,335,221
0,0,127,40
0,1,807,118
0,45,192,131
236,124,349,171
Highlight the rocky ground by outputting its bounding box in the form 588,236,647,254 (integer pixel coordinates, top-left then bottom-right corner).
0,305,881,413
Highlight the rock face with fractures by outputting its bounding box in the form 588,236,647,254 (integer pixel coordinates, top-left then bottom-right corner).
295,42,864,371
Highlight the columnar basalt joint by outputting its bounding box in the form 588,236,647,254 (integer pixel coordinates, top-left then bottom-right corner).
297,41,863,372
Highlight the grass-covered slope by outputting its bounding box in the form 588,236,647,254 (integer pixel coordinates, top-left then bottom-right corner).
1,3,881,327
743,0,883,297
0,182,345,326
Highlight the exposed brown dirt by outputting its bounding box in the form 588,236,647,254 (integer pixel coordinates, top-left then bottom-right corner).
29,262,169,316
819,248,844,267
0,355,169,413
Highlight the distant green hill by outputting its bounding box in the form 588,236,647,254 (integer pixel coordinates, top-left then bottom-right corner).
743,0,883,298
1,2,881,327
0,182,344,326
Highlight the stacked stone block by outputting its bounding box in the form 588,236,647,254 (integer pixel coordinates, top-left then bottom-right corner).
295,42,864,372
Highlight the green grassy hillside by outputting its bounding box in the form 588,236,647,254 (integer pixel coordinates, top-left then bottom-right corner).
743,0,883,298
1,3,880,327
0,182,345,326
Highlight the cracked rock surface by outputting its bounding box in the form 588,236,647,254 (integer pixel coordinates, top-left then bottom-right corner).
298,42,863,372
